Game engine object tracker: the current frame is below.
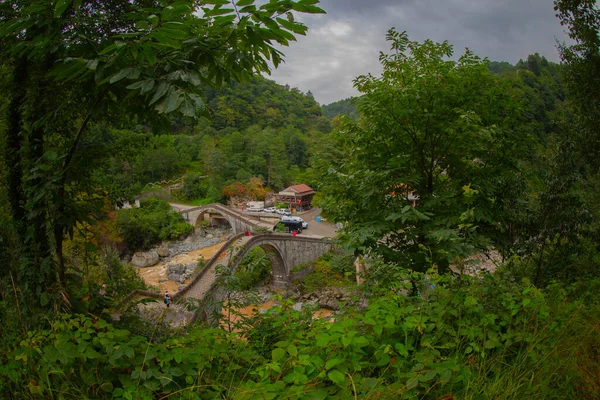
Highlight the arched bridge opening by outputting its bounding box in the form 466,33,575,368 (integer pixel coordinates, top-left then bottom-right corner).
230,243,288,289
194,208,234,231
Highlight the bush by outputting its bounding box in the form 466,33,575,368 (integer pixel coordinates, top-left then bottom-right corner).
178,173,209,201
117,198,193,251
330,251,355,275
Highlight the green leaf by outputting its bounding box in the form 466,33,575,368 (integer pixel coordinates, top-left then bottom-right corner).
464,296,478,307
55,0,71,17
150,82,168,105
157,27,188,40
272,348,286,362
179,99,195,117
327,370,346,386
141,80,155,94
44,151,58,160
236,0,254,6
163,91,182,113
126,81,145,90
110,69,132,84
85,59,99,71
148,14,159,27
142,45,156,65
136,21,150,30
325,358,343,370
287,344,298,357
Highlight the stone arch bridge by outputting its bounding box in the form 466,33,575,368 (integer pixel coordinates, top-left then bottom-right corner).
118,233,334,313
177,203,272,234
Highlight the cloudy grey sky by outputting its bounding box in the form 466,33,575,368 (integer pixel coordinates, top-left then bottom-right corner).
268,0,569,105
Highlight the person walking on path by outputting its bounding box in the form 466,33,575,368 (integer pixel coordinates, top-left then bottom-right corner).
164,291,171,308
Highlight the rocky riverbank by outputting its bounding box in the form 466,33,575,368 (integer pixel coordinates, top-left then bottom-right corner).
133,227,233,292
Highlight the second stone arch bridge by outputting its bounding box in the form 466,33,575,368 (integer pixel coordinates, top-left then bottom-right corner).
178,233,334,299
177,203,272,234
118,232,334,316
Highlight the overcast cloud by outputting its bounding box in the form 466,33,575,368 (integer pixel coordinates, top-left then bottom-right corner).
268,0,569,105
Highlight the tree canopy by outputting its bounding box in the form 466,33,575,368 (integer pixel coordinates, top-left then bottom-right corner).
316,29,529,272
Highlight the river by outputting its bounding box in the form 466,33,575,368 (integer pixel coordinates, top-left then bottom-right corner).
137,241,226,293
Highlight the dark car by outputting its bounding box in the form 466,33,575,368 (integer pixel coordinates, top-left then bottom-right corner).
273,220,303,234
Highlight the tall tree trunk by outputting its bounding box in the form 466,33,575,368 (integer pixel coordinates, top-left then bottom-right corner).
54,88,108,288
26,59,54,263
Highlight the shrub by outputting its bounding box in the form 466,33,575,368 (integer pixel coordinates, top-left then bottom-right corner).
117,198,193,251
179,173,210,201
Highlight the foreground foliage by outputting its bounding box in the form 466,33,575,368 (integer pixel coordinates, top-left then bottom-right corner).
2,271,599,399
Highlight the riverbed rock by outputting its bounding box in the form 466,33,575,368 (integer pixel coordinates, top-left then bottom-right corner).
168,273,182,282
156,246,170,257
167,263,186,275
131,250,159,267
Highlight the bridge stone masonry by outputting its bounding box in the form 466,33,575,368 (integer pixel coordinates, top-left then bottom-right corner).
178,203,272,234
178,233,334,300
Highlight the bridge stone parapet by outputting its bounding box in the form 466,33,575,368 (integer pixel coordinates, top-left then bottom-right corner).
176,233,249,300
179,204,261,234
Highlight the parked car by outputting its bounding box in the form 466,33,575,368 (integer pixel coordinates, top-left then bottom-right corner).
273,220,303,233
275,208,291,216
281,215,308,229
263,207,276,213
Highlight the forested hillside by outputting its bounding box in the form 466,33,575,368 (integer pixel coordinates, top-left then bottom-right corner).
93,75,329,202
3,0,600,399
321,97,359,119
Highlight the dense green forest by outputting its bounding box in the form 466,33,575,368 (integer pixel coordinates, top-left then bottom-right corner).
3,0,600,399
321,97,359,119
94,75,329,202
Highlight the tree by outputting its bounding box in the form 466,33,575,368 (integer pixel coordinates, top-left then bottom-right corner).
318,30,527,273
0,0,325,305
554,0,600,167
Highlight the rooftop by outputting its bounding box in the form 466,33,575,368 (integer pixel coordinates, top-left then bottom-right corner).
280,184,315,195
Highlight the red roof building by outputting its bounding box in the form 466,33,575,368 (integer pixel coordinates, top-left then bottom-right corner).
275,184,315,211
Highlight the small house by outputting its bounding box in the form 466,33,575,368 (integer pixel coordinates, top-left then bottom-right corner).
275,184,315,212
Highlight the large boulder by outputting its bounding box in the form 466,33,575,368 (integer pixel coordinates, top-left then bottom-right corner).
167,263,186,275
168,273,182,282
131,250,159,267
